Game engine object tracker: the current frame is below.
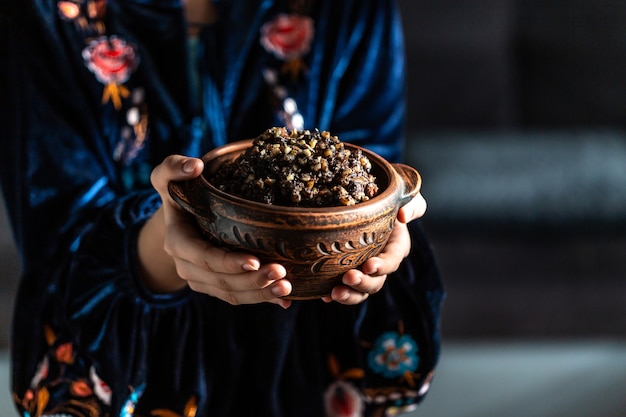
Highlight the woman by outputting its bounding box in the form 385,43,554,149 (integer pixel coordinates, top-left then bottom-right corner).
0,0,444,415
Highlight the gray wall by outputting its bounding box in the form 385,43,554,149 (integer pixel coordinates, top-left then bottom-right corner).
0,195,19,350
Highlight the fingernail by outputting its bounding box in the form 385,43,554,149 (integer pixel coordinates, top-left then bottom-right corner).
362,262,379,276
337,291,350,301
362,267,375,276
242,260,260,271
343,275,361,286
267,267,286,281
271,283,289,297
183,159,196,173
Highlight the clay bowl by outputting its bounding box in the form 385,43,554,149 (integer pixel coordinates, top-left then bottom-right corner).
168,139,422,300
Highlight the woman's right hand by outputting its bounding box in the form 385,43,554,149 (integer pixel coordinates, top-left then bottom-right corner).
138,155,293,308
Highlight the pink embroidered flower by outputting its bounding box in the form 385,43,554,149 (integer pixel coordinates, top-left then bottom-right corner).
82,35,138,85
324,381,364,417
260,13,314,60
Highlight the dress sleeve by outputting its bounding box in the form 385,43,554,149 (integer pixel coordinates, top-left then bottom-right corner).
308,0,408,163
0,2,190,404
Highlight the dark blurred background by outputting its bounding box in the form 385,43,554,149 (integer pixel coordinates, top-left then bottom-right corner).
395,2,626,414
1,0,626,415
399,0,626,340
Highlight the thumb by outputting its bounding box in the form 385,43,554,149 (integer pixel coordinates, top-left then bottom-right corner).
150,155,204,195
397,192,427,223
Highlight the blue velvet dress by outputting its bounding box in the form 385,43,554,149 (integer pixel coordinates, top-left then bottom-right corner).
0,0,445,416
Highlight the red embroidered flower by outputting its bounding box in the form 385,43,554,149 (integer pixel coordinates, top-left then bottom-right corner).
82,35,138,85
260,13,314,60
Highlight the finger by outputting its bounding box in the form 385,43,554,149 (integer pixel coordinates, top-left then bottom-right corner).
187,274,293,306
164,225,262,275
151,155,204,197
149,155,295,306
152,156,205,228
341,269,386,295
397,192,427,223
177,257,287,293
328,285,370,305
360,222,410,276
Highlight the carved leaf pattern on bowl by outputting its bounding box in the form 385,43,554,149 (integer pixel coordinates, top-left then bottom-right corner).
203,218,394,276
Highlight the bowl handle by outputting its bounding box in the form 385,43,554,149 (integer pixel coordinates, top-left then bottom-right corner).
167,178,214,219
392,163,422,207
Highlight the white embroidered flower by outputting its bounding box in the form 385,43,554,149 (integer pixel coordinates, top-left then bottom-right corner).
89,366,112,405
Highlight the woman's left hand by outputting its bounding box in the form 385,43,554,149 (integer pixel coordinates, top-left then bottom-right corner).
322,192,427,305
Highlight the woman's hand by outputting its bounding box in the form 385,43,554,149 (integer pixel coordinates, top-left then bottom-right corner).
138,155,292,308
322,193,427,305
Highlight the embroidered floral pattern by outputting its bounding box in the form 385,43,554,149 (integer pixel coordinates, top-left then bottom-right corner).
367,331,419,379
262,68,304,130
14,324,200,417
18,322,206,417
324,322,432,417
150,396,199,417
54,342,74,364
58,0,107,35
82,36,139,110
89,365,112,405
324,354,365,417
260,13,314,61
58,1,81,19
259,9,314,130
115,87,149,164
120,385,144,417
361,386,421,416
57,0,147,165
13,326,198,417
13,324,115,417
324,381,364,417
